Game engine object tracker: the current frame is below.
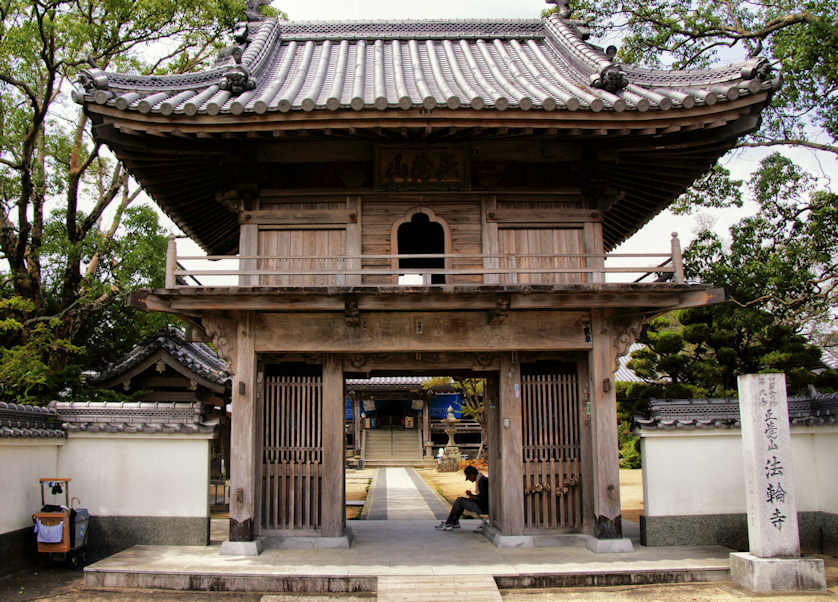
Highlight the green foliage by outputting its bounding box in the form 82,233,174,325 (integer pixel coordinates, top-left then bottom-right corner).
618,421,641,469
0,318,81,404
0,0,256,403
0,204,174,403
620,153,837,397
544,1,838,155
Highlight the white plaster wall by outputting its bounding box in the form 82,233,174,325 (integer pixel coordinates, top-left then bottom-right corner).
0,440,61,534
56,434,211,517
812,431,838,514
641,427,838,516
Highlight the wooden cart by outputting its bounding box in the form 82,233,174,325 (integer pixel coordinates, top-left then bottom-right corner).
33,478,89,567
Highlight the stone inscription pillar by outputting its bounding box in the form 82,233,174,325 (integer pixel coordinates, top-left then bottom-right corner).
731,373,825,592
738,373,800,556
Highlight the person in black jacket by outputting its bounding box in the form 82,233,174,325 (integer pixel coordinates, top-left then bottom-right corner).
435,465,488,530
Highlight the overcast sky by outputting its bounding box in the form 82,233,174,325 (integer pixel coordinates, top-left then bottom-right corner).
273,0,547,21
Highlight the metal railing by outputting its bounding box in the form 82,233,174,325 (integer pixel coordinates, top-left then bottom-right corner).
165,234,684,288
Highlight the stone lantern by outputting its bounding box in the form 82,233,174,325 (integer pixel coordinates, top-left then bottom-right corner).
436,405,462,472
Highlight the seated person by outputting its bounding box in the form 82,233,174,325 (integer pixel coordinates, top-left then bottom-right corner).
435,465,488,530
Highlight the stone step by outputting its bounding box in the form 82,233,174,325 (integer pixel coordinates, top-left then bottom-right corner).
378,575,501,601
363,459,427,467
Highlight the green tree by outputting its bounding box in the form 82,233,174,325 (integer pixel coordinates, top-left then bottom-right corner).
0,204,174,403
545,0,838,155
624,154,837,396
0,1,283,402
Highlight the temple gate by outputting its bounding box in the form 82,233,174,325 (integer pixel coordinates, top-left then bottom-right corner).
75,1,778,552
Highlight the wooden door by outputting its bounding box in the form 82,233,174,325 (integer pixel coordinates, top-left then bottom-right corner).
498,227,584,284
521,372,583,531
258,228,346,286
260,375,322,532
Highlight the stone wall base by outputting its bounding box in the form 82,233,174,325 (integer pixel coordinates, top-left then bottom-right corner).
641,512,836,556
730,552,826,592
1,516,209,574
87,516,209,560
0,526,40,576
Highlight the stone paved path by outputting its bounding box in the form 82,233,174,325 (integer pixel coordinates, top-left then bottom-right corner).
366,467,449,521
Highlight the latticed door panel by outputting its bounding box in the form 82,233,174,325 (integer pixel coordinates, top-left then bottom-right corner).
260,376,322,531
521,373,583,530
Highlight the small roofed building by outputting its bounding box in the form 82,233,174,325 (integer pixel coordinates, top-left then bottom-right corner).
91,327,232,480
75,0,778,552
344,376,476,465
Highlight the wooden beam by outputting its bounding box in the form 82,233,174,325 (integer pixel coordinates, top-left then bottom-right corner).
129,287,699,314
253,311,590,353
340,351,500,373
240,209,356,225
486,208,600,223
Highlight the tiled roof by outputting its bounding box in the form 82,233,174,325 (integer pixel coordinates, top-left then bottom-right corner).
345,376,458,393
615,343,645,383
50,401,218,434
92,326,229,389
0,402,66,439
74,15,777,117
821,348,838,370
635,393,838,430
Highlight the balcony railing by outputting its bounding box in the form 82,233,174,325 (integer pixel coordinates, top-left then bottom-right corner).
165,234,685,289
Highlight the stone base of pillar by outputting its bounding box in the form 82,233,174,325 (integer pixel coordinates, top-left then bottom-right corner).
262,527,353,550
481,526,633,552
220,539,263,556
730,552,826,593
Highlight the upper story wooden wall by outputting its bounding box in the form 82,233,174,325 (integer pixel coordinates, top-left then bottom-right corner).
238,142,604,286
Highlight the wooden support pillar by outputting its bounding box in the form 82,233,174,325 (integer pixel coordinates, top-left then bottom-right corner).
498,353,524,535
422,398,430,458
352,397,362,456
230,312,257,541
588,310,622,538
321,354,345,537
484,373,501,529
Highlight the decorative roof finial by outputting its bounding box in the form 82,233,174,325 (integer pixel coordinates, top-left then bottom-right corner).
545,0,572,19
245,0,270,22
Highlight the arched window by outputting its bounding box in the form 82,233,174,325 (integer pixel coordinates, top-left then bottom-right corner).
395,211,446,284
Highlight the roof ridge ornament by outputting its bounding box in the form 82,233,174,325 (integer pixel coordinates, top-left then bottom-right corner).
220,64,256,95
591,64,628,93
545,0,572,19
77,68,109,92
545,0,591,40
245,0,270,22
741,57,772,81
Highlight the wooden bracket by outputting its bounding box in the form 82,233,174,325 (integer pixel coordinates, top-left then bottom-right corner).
344,294,360,327
488,294,510,326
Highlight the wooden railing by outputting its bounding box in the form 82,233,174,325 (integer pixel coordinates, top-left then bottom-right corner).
165,234,685,288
